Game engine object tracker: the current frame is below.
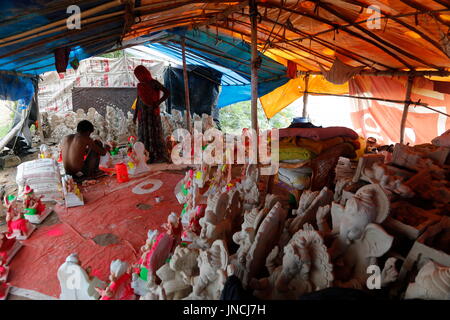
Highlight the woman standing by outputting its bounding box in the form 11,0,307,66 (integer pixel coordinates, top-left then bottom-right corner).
133,65,170,163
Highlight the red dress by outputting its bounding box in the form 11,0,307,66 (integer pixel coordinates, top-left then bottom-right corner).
7,219,28,237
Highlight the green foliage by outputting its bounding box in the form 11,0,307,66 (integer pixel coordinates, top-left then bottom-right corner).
98,50,125,59
218,100,300,134
0,101,15,140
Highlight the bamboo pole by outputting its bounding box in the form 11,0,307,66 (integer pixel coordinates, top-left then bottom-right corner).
297,70,450,77
235,11,382,70
347,0,446,55
399,0,450,27
0,11,125,49
302,73,310,118
269,8,450,46
413,104,450,118
163,41,249,82
34,77,45,143
250,0,259,134
0,16,123,61
170,38,279,75
305,90,427,106
400,76,415,144
256,2,413,69
181,37,192,133
315,1,437,69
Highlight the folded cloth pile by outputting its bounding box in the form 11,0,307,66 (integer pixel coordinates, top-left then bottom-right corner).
16,158,63,202
277,126,361,190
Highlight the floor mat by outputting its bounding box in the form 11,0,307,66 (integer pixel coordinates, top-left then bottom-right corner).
8,171,183,299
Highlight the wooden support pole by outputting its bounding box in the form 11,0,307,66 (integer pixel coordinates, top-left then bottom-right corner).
181,37,192,133
250,0,259,134
305,91,427,107
34,77,44,143
400,76,414,144
302,73,310,118
298,70,450,77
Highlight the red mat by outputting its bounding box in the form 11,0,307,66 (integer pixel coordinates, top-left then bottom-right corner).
8,171,183,299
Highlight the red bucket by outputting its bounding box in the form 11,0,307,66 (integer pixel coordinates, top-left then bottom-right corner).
115,163,129,183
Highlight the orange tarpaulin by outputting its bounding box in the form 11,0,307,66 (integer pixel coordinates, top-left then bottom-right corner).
349,76,450,145
260,75,349,119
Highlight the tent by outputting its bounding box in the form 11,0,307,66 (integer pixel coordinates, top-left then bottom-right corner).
0,1,449,145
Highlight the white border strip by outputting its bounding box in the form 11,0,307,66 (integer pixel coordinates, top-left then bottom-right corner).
10,286,59,300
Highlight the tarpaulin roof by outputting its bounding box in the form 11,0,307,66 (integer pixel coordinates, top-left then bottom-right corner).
131,29,289,107
0,1,449,116
0,1,126,75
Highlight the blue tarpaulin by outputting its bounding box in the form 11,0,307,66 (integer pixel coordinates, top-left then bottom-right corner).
0,73,35,108
134,28,289,108
0,1,124,75
0,2,288,110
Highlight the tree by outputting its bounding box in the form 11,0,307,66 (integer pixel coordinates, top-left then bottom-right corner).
98,50,125,59
219,99,299,134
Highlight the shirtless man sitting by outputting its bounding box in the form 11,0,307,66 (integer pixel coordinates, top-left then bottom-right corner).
62,120,107,180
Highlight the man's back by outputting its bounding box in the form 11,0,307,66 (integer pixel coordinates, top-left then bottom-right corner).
62,134,90,175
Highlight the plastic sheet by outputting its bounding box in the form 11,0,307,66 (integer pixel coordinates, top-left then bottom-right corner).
349,76,450,145
164,65,222,117
8,171,183,298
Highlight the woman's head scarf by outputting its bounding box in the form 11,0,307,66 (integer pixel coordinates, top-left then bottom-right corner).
134,65,160,106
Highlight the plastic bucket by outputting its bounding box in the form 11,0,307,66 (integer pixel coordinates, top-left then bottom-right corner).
115,163,129,183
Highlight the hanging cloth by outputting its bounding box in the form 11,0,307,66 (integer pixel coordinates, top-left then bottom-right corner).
319,57,364,85
134,65,161,106
287,60,298,79
54,47,71,73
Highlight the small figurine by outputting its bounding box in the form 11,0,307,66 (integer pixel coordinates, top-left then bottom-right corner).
39,144,53,159
57,253,106,300
127,136,137,156
97,260,135,300
156,246,200,300
4,195,34,240
22,185,51,224
129,142,151,175
108,140,120,156
320,184,397,290
190,192,231,250
365,137,380,153
405,261,450,300
163,212,183,251
183,204,206,243
99,144,114,172
0,280,10,300
239,164,260,211
0,252,8,281
250,225,334,300
132,230,173,296
184,240,229,300
0,233,22,266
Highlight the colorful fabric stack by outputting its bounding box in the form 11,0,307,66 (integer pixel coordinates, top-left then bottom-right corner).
277,126,361,190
